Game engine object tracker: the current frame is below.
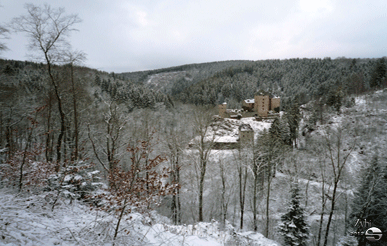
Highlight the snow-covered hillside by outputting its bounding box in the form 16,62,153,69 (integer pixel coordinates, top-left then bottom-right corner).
0,188,280,245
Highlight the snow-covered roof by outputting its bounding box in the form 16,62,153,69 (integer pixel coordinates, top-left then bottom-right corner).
226,109,239,113
189,117,272,145
244,99,255,104
239,124,254,132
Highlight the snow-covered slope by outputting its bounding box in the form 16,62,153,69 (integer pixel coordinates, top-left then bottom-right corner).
0,189,280,245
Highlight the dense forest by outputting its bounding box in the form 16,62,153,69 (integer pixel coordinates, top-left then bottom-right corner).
1,3,387,246
120,57,387,109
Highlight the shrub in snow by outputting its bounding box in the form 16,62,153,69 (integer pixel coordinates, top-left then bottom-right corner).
91,139,178,242
0,146,56,192
46,162,103,210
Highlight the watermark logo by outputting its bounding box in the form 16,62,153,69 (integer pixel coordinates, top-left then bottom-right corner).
365,227,383,242
350,219,383,242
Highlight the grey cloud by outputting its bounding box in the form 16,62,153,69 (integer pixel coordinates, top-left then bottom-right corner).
1,0,386,72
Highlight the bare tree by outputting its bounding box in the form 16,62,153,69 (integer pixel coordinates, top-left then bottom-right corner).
64,50,86,162
258,124,287,238
316,155,330,246
88,100,127,174
163,114,190,225
0,24,8,53
167,132,182,224
218,158,230,226
251,149,265,232
11,3,81,170
191,107,217,222
233,146,250,230
322,127,355,246
0,2,8,53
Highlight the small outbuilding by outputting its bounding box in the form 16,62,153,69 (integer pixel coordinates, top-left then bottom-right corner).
239,124,254,144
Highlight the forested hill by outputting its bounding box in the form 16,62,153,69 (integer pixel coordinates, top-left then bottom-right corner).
120,57,387,108
119,60,252,94
3,57,385,111
0,59,173,110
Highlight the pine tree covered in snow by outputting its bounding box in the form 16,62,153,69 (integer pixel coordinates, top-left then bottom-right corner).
350,155,387,245
278,182,309,246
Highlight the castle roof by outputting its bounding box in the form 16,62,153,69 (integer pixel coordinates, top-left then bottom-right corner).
244,99,255,104
254,89,274,97
239,124,254,132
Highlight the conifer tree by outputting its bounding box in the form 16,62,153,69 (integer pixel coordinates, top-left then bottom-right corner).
278,182,309,246
370,58,386,88
286,103,301,148
350,155,387,245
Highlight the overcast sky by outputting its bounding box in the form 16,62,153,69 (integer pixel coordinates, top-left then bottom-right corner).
0,0,386,73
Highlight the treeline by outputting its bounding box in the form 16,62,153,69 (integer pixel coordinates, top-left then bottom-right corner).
129,57,386,109
119,60,253,93
119,60,251,83
178,58,386,106
94,73,174,109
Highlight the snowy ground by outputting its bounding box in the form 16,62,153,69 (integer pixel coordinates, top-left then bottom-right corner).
0,188,280,246
191,117,272,144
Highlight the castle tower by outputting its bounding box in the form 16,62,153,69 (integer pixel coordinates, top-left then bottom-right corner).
254,95,269,117
270,97,281,112
218,103,227,118
239,124,254,145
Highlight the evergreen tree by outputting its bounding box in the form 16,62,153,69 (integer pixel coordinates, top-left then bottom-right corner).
280,117,292,146
278,182,309,246
350,155,387,245
326,87,343,113
285,103,301,148
269,117,282,147
370,58,386,88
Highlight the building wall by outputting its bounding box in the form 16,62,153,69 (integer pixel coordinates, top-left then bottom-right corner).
254,95,269,117
239,130,254,144
270,98,281,111
218,104,227,118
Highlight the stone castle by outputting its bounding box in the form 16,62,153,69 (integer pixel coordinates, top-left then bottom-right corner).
219,92,280,118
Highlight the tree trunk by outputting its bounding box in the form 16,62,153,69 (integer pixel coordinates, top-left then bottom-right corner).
265,176,271,238
239,162,248,230
219,160,227,226
176,154,181,224
198,159,206,222
70,63,79,161
45,56,65,171
265,161,273,238
344,188,349,236
45,94,53,162
5,121,12,160
305,178,310,208
171,153,177,224
253,162,258,231
317,201,326,246
0,112,3,149
323,184,338,246
113,199,128,244
19,125,33,192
